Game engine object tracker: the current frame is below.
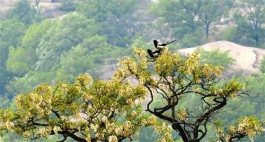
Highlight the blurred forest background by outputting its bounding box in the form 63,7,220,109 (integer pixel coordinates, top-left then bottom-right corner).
1,0,265,141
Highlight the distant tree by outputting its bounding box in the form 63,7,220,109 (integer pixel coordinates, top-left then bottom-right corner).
198,0,233,41
6,46,36,76
8,0,38,25
152,0,233,46
114,48,263,141
200,48,235,69
77,0,143,47
152,0,204,47
233,0,265,47
59,0,77,12
5,13,127,96
0,19,26,97
33,14,99,72
56,35,124,82
261,56,265,73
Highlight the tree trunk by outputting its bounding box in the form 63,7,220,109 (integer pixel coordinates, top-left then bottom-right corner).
205,23,210,42
172,123,189,142
35,0,40,7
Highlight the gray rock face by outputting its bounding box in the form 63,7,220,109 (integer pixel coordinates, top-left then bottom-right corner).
177,41,265,74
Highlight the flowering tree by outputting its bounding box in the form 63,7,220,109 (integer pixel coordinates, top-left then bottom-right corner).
0,74,154,142
114,48,263,142
0,49,263,142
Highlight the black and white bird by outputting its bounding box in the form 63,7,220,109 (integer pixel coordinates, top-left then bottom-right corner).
147,39,176,59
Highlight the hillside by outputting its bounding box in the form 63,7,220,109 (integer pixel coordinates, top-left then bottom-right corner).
177,41,265,74
0,0,66,19
99,41,265,79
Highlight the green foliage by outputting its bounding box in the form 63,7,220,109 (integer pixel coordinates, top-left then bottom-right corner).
0,19,25,48
0,74,153,141
214,116,263,141
152,0,233,47
5,13,128,96
6,71,56,95
200,49,235,69
34,14,98,71
260,55,265,73
151,0,204,47
198,0,233,40
244,74,265,141
1,47,264,141
1,1,265,141
0,19,26,95
59,0,77,12
115,48,261,141
215,27,239,42
57,35,123,81
21,20,53,50
6,46,36,76
8,0,38,25
77,0,141,47
245,74,265,116
233,0,265,47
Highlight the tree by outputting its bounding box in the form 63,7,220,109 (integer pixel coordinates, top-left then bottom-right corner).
8,0,38,25
6,46,36,77
152,0,204,47
114,48,262,141
0,19,26,96
214,116,262,142
260,55,265,73
32,13,100,72
200,48,235,69
152,0,233,46
59,0,78,12
233,0,265,47
1,49,263,142
56,35,125,82
0,74,153,141
4,13,130,97
77,0,142,47
198,0,233,41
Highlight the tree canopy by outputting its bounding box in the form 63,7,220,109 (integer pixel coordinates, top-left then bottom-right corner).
0,74,152,141
0,49,263,142
1,0,265,141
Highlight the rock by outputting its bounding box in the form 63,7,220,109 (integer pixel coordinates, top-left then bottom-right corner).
177,41,265,74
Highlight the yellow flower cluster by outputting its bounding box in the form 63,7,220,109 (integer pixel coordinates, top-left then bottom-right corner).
155,123,174,142
155,52,181,76
176,108,188,121
38,127,49,137
4,120,14,130
183,52,200,74
226,116,263,141
109,135,118,142
123,121,133,137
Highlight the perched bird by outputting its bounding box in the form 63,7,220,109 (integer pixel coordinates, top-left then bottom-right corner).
147,39,176,60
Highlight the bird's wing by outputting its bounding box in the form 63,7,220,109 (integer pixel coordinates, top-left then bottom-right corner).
147,49,155,57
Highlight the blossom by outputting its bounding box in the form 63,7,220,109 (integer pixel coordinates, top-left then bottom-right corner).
109,135,118,142
5,121,14,130
86,134,91,142
23,131,31,138
38,128,49,137
115,127,123,135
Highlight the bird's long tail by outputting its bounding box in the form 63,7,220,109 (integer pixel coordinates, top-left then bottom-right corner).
166,39,176,45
